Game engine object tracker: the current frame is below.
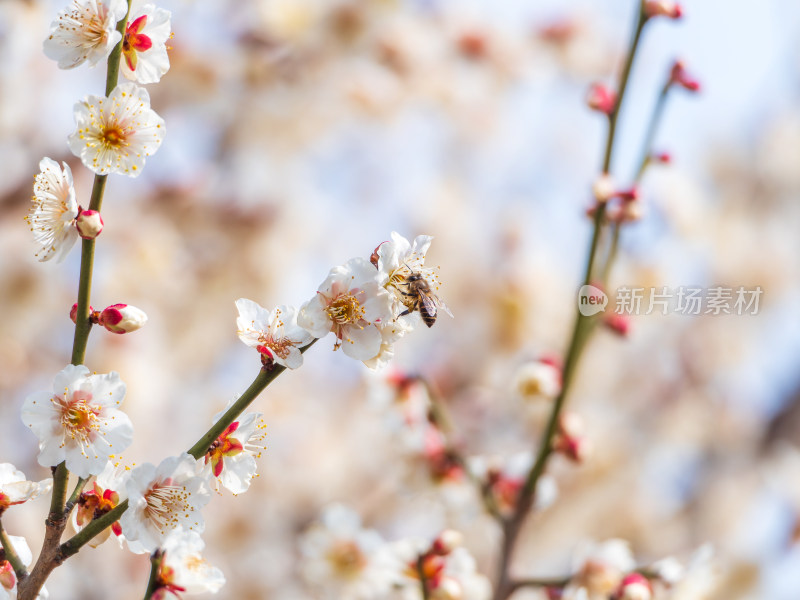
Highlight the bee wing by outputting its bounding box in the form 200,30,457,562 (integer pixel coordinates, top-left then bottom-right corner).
419,293,438,317
434,296,453,318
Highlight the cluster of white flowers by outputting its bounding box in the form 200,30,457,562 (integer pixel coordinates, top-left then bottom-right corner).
19,1,456,596
236,232,451,370
29,0,170,263
299,505,491,600
15,2,227,597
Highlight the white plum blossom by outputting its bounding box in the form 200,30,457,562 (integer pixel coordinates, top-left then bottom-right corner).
300,504,395,600
561,539,637,600
236,299,313,368
25,158,79,263
468,452,558,515
0,535,49,599
70,461,128,548
43,0,128,69
298,257,394,362
153,530,225,599
121,0,172,84
0,464,52,513
68,82,165,177
201,401,267,495
513,360,562,402
387,536,492,600
376,231,452,328
21,365,133,479
121,454,211,554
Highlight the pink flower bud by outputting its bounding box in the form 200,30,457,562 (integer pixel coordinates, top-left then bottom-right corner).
0,562,15,592
457,31,489,60
75,209,104,240
592,175,616,203
614,573,653,600
669,60,701,92
617,187,638,202
98,304,147,334
604,313,631,337
587,83,616,115
553,412,591,463
653,151,671,164
70,302,94,324
431,530,463,555
644,0,682,19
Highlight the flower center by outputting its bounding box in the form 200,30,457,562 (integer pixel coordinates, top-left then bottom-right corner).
101,126,127,148
327,540,366,578
206,422,244,477
326,293,365,325
144,480,192,534
69,5,108,46
57,391,100,445
258,334,292,359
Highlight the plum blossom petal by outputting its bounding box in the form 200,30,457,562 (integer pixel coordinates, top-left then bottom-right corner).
121,1,172,84
43,0,128,69
154,531,225,598
21,365,132,479
0,464,51,512
25,158,79,263
201,401,267,495
121,454,210,553
68,82,165,177
300,504,395,600
235,299,313,369
298,257,394,366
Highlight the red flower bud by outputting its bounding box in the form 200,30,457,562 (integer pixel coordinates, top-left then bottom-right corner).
586,83,616,115
70,302,94,324
98,304,148,334
644,0,682,19
669,60,701,92
604,313,631,337
75,209,104,240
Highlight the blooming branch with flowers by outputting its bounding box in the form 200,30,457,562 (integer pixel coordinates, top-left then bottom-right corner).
0,0,720,598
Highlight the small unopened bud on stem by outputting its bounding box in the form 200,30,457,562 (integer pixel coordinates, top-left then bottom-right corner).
587,83,616,115
669,60,701,92
98,304,148,334
75,209,104,240
643,0,682,20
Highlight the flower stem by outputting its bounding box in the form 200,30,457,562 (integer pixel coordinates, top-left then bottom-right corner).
416,554,431,600
186,340,317,460
491,4,650,599
509,575,572,592
0,519,27,581
603,6,648,175
602,81,672,287
64,477,88,518
62,342,318,557
18,7,134,600
142,549,164,600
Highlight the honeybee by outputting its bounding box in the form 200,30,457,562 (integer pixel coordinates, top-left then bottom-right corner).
398,271,452,327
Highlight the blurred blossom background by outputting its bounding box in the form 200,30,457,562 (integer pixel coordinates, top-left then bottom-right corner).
2,0,800,598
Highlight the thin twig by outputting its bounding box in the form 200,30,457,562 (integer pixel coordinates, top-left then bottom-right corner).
491,4,651,599
0,519,28,582
416,554,430,600
63,477,88,518
142,549,164,600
